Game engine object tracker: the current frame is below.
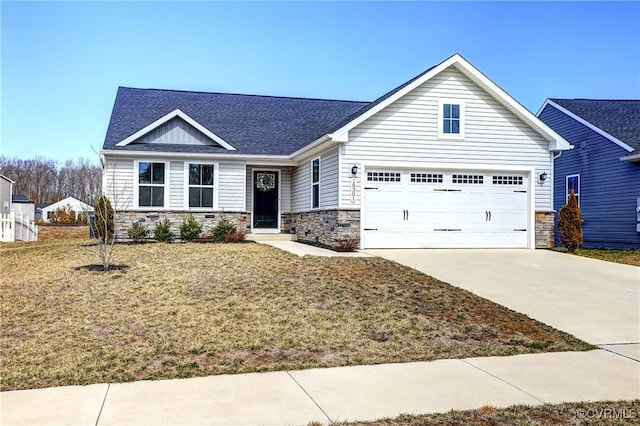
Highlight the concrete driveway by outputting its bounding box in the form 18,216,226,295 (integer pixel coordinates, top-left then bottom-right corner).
366,249,640,348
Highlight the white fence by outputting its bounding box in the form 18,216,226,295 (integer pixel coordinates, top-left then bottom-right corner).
0,212,38,242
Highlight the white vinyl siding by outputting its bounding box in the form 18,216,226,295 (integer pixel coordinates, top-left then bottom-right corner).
320,147,339,208
341,67,552,211
291,161,311,212
103,157,250,211
291,147,339,212
216,162,244,210
280,167,292,213
169,161,184,209
103,158,135,210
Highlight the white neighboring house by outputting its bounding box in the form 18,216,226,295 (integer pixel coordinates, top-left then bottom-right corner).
0,176,38,242
11,194,35,222
40,196,94,222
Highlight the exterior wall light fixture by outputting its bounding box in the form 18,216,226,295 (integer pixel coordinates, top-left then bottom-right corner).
539,172,548,184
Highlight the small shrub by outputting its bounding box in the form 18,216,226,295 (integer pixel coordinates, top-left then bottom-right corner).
224,231,246,243
127,221,149,243
557,190,583,253
179,214,203,242
77,212,89,224
154,219,175,242
50,204,85,224
211,217,236,243
94,196,114,243
334,238,359,252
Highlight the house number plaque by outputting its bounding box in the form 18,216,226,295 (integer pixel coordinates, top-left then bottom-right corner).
350,177,357,203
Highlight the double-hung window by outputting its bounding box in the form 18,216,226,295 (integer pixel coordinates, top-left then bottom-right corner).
188,164,214,208
438,99,465,139
566,174,580,206
311,158,320,208
138,162,165,207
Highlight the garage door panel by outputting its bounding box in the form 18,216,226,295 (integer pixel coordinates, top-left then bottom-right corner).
364,230,406,249
363,169,529,249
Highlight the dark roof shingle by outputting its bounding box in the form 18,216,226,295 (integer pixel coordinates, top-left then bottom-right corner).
551,99,640,151
103,88,370,155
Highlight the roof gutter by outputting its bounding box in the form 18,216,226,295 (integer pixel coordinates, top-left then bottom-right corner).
620,153,640,162
100,149,297,166
288,134,334,161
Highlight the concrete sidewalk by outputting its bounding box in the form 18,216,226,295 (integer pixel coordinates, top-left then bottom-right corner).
259,240,372,257
2,349,638,426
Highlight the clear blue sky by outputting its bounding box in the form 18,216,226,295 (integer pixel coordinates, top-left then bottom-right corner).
2,1,639,163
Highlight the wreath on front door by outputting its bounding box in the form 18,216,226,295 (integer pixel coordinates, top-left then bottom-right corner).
256,173,275,192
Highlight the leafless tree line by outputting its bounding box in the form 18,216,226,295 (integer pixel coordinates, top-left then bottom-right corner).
0,156,101,205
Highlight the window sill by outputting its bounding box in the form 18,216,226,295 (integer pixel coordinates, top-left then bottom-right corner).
437,134,465,141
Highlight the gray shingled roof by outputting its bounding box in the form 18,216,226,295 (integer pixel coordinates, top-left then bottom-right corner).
11,194,29,202
551,99,640,151
103,88,370,156
35,203,51,210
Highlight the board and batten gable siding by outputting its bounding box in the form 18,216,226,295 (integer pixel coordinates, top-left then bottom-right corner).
291,147,339,212
245,166,292,213
340,67,552,211
133,117,216,146
218,162,246,211
104,158,135,210
540,105,640,249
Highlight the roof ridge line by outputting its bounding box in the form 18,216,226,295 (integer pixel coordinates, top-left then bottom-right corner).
117,86,370,104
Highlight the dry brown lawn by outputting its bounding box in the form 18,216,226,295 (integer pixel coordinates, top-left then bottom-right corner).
337,400,640,425
37,224,89,241
1,240,591,391
567,248,640,267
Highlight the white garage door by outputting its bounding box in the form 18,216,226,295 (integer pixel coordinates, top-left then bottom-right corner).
362,169,529,248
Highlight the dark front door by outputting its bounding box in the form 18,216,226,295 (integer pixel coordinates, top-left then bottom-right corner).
253,171,279,229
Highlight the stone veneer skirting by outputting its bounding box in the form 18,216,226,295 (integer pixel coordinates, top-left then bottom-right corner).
115,211,251,241
116,209,555,249
535,212,555,249
284,210,361,249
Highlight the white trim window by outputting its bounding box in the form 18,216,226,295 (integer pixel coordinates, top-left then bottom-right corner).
311,157,320,208
438,99,465,139
188,163,215,208
137,161,166,207
566,174,580,206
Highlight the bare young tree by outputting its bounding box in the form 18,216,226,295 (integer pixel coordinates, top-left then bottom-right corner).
86,155,131,270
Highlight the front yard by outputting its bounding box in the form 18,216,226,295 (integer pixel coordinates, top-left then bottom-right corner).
1,241,591,391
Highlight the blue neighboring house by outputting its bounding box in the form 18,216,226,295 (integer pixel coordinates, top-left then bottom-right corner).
537,99,640,249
